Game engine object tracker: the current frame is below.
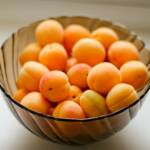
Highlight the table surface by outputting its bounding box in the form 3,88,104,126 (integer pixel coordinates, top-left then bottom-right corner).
0,1,150,150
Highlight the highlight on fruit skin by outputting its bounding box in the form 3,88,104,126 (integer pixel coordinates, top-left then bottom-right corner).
108,41,140,68
106,83,138,112
72,38,106,66
120,61,149,90
19,43,41,65
39,71,70,102
87,62,121,95
80,90,108,117
39,43,68,71
64,24,90,55
21,92,51,114
67,63,91,89
35,19,64,47
17,61,49,91
92,27,119,50
13,89,28,102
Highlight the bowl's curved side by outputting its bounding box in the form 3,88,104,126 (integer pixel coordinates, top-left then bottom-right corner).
0,16,150,145
2,90,148,145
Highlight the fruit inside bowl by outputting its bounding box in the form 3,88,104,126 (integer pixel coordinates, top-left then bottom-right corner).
0,16,150,145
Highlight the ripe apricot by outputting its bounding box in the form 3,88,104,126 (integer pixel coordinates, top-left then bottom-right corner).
87,62,121,95
21,92,51,114
92,27,119,50
53,100,85,119
71,94,82,104
35,19,64,47
13,89,28,102
53,100,85,137
65,57,77,72
64,24,90,55
48,107,54,115
108,41,140,68
19,43,41,65
106,83,138,112
67,63,91,89
17,61,49,91
72,38,105,66
120,61,148,90
80,90,108,117
39,43,68,71
39,71,70,102
69,85,82,103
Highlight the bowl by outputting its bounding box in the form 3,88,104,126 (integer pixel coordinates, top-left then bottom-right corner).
0,16,150,145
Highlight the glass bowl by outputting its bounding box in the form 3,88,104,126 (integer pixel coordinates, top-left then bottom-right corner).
0,16,150,145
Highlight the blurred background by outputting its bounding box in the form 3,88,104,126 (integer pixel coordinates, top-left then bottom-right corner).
0,0,150,45
0,0,150,150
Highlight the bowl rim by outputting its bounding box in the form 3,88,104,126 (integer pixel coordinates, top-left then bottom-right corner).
0,16,150,122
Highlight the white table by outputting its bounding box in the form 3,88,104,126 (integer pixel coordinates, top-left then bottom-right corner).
0,0,150,149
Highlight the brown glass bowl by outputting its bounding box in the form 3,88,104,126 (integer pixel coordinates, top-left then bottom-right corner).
0,16,150,145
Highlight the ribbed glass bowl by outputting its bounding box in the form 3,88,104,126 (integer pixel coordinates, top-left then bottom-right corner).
0,16,150,145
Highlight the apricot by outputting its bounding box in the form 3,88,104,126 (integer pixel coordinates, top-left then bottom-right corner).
108,41,140,68
35,19,64,47
65,57,77,72
64,24,90,55
48,107,54,115
53,100,85,119
87,62,121,95
21,92,51,114
53,100,85,137
120,61,148,90
71,94,82,104
19,43,41,65
13,89,28,102
39,71,70,102
80,90,108,117
39,43,68,71
67,63,91,89
17,61,49,91
72,38,105,66
106,83,138,112
69,85,82,103
92,27,119,50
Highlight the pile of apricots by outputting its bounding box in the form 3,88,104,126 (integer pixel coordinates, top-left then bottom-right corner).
13,19,149,120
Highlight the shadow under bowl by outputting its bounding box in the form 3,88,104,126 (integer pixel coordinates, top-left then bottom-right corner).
0,16,150,145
